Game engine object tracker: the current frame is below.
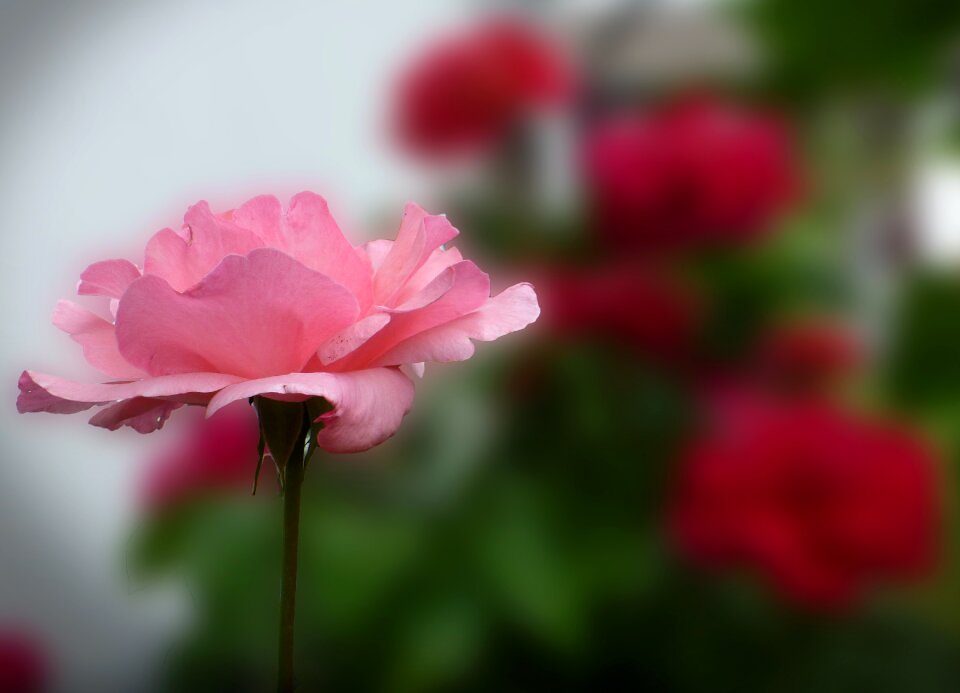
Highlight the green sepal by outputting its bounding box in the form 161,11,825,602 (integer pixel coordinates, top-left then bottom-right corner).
303,397,333,469
254,397,308,488
251,428,266,495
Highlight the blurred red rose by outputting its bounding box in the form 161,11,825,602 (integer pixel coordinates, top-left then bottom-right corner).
537,262,700,363
583,97,800,252
753,320,861,396
393,18,572,157
0,631,47,693
670,389,940,609
141,401,261,511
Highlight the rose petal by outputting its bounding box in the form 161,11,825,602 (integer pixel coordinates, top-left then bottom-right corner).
317,313,391,366
374,282,540,365
17,370,242,415
77,259,141,298
278,192,375,310
52,300,145,379
143,202,265,291
393,246,464,307
335,260,489,370
232,194,285,247
17,371,98,414
361,239,393,272
391,265,457,312
373,203,459,306
206,368,415,453
89,398,182,433
117,248,359,378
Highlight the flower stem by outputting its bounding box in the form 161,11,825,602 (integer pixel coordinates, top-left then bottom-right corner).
278,422,307,693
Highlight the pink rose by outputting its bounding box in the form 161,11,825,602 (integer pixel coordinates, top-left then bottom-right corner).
18,193,540,453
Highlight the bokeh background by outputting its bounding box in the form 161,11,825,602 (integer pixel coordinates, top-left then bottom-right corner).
4,0,960,691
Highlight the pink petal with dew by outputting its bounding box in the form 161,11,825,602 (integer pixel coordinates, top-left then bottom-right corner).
116,248,359,378
318,314,391,366
77,259,141,298
373,204,459,306
206,368,415,453
17,371,243,415
52,300,145,379
335,260,490,370
89,397,182,433
374,283,540,365
401,362,426,379
143,202,264,291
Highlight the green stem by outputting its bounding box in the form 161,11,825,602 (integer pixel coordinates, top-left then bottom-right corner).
278,423,307,693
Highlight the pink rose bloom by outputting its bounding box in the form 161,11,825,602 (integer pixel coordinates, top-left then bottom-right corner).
18,193,540,453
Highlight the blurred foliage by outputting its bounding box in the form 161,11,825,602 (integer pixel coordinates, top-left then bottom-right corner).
744,0,960,98
886,273,960,409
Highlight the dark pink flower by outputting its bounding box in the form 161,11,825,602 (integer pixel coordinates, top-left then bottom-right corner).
394,18,572,157
537,262,699,362
583,97,800,252
0,631,47,693
753,320,861,396
670,389,940,609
